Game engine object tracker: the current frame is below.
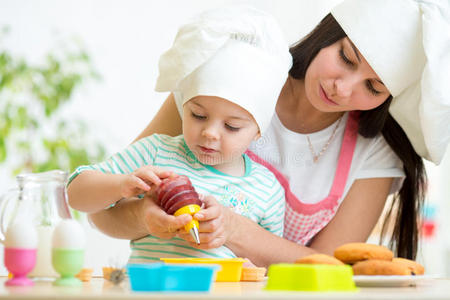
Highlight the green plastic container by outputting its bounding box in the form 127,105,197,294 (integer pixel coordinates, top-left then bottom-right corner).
266,264,357,292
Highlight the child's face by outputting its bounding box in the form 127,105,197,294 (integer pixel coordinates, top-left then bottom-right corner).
182,96,260,168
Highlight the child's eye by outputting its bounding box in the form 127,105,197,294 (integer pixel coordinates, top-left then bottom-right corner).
366,80,381,96
339,48,354,66
191,112,206,120
225,124,240,132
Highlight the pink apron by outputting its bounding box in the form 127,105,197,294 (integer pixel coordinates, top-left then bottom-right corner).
246,111,359,245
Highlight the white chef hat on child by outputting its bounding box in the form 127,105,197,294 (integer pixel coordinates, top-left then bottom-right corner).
155,6,292,133
332,0,450,164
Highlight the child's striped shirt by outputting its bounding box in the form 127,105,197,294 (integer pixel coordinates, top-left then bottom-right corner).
69,134,285,262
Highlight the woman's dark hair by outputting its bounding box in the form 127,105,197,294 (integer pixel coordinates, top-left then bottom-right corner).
290,14,426,259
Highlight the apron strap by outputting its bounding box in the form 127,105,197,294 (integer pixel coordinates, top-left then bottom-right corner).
246,111,359,215
328,111,359,199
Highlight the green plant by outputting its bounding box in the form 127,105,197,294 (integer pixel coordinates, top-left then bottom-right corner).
0,27,106,177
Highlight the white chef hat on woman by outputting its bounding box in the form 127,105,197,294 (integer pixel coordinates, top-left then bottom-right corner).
155,6,292,133
332,0,450,164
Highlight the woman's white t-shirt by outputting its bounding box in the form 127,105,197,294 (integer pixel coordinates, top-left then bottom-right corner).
248,112,404,205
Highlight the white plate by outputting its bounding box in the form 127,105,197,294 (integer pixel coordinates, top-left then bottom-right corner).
353,275,434,287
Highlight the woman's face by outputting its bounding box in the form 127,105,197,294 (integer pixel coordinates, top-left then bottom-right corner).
304,37,390,112
182,96,259,168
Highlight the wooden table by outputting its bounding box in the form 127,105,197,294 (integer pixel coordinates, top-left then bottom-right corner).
1,277,450,300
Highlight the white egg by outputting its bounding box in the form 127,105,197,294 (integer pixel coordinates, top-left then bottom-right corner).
52,219,86,249
5,221,38,249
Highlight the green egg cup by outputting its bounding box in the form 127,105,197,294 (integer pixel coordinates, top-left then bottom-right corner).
52,249,84,287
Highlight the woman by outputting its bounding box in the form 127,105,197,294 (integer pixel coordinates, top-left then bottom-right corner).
87,0,449,267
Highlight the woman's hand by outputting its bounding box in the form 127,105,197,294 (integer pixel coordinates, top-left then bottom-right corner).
177,195,235,249
87,193,192,241
138,193,193,239
119,166,173,198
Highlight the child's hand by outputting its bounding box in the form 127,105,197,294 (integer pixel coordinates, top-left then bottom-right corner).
120,166,173,198
177,194,233,249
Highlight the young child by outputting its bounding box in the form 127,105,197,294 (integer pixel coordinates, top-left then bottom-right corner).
67,6,292,262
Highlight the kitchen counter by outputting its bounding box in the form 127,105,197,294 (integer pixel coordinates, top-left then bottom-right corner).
1,277,450,300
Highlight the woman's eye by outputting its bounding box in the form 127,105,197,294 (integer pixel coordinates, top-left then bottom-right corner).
366,81,381,96
339,48,354,66
225,124,240,132
191,112,206,120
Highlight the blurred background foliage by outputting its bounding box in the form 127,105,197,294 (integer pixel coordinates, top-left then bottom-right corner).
0,27,106,178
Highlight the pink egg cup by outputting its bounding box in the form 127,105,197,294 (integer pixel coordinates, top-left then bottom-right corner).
4,248,37,286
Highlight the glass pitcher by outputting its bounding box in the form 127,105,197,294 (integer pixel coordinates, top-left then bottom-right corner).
0,170,72,278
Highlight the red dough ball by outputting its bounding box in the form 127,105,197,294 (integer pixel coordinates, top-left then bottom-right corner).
156,175,202,215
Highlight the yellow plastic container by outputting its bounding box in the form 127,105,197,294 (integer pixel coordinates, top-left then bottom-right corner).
266,264,357,292
160,258,245,282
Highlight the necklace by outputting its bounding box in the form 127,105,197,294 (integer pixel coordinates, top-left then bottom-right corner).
286,77,344,163
307,116,342,163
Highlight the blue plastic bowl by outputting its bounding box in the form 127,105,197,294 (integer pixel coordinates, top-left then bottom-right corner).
127,263,218,292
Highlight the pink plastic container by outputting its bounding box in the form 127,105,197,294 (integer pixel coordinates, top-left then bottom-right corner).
4,248,37,286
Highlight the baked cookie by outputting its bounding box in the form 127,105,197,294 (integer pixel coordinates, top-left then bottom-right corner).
240,267,266,281
295,254,344,265
75,268,93,282
392,257,425,275
334,243,393,264
352,259,412,275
